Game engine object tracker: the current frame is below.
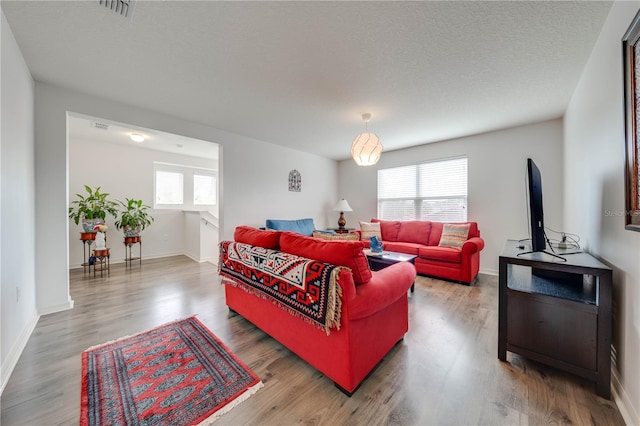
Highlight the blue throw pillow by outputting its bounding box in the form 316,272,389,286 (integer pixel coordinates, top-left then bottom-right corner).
265,218,315,236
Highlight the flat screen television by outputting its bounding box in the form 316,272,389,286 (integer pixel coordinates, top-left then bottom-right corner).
527,158,546,251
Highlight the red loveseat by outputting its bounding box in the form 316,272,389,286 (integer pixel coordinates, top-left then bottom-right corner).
362,220,484,285
218,226,416,395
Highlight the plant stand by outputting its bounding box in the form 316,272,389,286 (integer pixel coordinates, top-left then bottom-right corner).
123,236,142,267
80,232,97,273
92,248,110,277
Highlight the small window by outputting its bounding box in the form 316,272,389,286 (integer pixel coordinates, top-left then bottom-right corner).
194,174,216,205
155,171,183,204
154,162,217,210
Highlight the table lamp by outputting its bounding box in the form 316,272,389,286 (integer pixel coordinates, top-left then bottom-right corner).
333,199,353,230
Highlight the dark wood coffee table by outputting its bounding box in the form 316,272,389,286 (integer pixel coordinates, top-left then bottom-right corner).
364,250,417,292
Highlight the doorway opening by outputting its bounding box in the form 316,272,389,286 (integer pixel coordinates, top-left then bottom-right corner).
67,112,220,270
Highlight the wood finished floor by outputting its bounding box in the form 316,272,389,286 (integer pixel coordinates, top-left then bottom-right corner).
1,255,624,425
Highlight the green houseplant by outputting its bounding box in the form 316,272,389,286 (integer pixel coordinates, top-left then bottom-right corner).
115,198,154,237
68,185,119,232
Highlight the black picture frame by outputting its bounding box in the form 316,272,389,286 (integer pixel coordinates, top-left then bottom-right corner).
623,10,640,231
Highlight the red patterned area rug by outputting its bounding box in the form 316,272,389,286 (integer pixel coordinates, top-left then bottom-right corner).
80,317,262,425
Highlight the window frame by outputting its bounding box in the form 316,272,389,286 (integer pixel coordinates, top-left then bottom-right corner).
154,162,218,211
377,156,468,222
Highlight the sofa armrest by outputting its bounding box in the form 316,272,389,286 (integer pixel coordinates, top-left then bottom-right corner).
462,237,485,256
349,262,416,320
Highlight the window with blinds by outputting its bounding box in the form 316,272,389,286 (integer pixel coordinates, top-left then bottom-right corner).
378,157,468,222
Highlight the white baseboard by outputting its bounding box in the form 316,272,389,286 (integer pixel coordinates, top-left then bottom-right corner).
69,251,185,270
612,367,640,426
38,297,74,316
1,311,39,396
183,252,200,263
183,252,217,265
479,268,498,276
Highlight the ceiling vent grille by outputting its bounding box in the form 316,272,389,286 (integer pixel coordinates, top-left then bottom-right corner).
93,122,110,131
98,0,134,18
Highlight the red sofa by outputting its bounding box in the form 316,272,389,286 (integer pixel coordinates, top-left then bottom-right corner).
218,226,416,395
362,220,484,285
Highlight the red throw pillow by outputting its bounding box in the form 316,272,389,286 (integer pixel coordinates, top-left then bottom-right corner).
234,226,281,249
279,232,372,285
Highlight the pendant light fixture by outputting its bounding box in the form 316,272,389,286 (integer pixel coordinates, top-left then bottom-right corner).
351,113,383,166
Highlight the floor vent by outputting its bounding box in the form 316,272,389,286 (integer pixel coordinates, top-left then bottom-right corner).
98,0,135,18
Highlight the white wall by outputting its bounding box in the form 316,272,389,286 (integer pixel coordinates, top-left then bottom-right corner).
68,135,217,267
564,1,640,422
1,11,39,392
338,119,565,274
183,211,201,261
34,82,338,315
199,217,218,264
221,137,339,231
182,212,218,264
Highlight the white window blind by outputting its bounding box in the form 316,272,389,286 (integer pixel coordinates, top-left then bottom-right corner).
378,157,468,222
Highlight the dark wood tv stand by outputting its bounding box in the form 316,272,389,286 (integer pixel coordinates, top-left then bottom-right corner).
498,240,612,399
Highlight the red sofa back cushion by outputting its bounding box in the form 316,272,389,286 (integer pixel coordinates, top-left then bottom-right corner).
371,219,401,241
280,232,372,285
397,221,432,245
234,226,281,249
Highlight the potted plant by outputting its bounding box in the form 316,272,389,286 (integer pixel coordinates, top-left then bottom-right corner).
68,185,119,234
115,198,154,240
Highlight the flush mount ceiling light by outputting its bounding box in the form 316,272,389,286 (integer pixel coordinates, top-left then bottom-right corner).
130,133,145,143
351,113,383,166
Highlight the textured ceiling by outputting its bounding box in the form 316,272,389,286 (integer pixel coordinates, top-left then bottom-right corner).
2,1,613,160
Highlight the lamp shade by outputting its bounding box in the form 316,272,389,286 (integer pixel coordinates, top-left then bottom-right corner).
333,198,353,212
351,132,383,166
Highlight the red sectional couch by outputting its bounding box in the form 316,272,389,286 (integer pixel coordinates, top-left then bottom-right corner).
363,220,485,285
218,226,416,395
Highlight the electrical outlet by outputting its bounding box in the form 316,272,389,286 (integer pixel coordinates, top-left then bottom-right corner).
558,232,569,249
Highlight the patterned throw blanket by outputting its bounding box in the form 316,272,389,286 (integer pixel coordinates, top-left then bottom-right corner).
219,241,343,334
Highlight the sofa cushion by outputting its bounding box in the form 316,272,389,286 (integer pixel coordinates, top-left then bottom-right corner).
312,230,359,241
280,232,372,285
438,223,471,249
383,242,421,255
397,221,431,245
372,219,401,241
266,218,315,236
419,246,462,263
359,221,381,241
234,226,281,249
427,222,444,245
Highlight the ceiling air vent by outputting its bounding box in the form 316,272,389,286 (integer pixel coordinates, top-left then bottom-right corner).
98,0,135,18
93,122,110,131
